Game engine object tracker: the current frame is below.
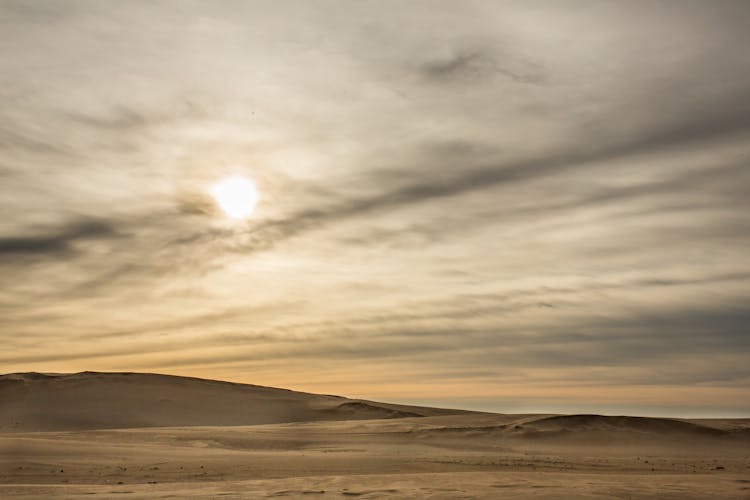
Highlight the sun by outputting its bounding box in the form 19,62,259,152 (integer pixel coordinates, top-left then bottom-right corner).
210,176,260,219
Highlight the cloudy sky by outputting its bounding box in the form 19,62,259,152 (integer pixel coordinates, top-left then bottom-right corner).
2,1,749,416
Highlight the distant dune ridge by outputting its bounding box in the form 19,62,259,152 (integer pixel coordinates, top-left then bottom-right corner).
0,371,467,431
1,371,748,445
411,414,750,448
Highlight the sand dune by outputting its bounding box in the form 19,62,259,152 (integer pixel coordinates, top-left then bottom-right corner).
406,415,750,457
0,372,467,431
2,372,748,498
521,414,737,439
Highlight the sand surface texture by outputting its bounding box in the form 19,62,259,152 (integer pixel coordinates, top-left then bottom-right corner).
2,372,749,498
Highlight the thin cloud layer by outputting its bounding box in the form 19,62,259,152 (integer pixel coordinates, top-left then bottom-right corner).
1,0,749,416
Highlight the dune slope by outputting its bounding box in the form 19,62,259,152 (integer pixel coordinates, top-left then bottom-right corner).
0,371,468,431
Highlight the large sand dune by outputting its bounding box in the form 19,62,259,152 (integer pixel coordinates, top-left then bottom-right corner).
1,372,748,498
0,372,467,431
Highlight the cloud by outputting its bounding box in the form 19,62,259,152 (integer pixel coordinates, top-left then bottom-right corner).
62,100,206,132
417,47,543,85
0,219,116,257
224,130,749,256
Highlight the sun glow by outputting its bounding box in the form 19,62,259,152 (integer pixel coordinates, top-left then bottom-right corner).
211,176,260,219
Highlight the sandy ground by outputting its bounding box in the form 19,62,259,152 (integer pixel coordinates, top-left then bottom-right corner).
2,415,749,499
2,373,749,498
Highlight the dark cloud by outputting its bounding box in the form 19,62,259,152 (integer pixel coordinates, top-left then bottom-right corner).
0,220,116,258
62,100,206,131
333,157,750,250
420,49,486,79
227,125,749,255
0,126,74,156
418,48,542,84
63,303,749,379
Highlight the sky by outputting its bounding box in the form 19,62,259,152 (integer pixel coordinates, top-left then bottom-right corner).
1,0,749,417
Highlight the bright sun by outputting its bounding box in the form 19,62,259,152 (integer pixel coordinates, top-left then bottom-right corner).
211,176,260,219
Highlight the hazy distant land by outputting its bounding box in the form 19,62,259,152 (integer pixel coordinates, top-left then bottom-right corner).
1,372,748,498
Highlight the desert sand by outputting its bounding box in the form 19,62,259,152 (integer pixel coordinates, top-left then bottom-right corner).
1,372,749,498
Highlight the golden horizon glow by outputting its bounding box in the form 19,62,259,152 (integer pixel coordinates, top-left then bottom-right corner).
210,176,260,219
